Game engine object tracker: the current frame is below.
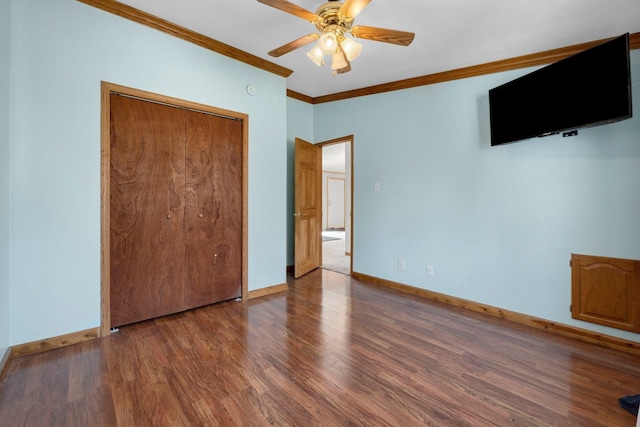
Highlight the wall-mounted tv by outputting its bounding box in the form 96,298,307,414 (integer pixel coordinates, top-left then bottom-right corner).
489,33,632,146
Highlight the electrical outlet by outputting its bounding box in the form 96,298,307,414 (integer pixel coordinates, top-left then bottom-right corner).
427,265,434,276
398,259,405,270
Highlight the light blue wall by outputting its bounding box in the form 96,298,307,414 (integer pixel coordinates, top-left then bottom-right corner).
286,98,314,265
0,0,11,359
312,51,640,342
8,0,287,345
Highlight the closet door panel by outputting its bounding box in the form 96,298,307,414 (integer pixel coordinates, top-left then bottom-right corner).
110,95,186,327
184,112,242,309
210,118,243,299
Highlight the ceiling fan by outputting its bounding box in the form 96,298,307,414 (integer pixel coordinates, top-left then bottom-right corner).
258,0,415,75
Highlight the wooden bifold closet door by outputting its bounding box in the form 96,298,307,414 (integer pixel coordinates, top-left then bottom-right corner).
109,94,242,328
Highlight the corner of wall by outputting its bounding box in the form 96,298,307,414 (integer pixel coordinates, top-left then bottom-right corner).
0,0,13,356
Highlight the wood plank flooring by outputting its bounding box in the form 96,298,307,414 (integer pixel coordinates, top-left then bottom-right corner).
1,269,639,426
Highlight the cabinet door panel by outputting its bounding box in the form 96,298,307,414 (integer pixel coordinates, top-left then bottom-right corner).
184,112,242,309
110,95,186,327
571,253,640,333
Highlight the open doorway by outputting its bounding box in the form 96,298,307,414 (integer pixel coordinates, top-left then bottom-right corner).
320,137,353,275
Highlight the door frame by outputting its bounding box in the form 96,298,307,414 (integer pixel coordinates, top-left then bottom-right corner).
318,135,354,275
100,81,249,336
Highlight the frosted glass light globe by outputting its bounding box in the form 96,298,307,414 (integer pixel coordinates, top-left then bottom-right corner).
318,32,338,55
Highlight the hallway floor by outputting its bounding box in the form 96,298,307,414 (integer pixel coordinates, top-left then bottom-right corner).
322,230,350,275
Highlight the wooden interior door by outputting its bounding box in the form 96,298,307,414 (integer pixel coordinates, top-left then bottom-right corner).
294,138,322,278
183,111,242,309
109,94,187,327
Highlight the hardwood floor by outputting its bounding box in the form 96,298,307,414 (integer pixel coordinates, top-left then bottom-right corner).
1,269,639,426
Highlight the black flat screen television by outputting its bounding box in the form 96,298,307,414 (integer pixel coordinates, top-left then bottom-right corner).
489,33,632,146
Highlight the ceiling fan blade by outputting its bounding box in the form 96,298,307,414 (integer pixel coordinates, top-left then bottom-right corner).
268,33,320,57
339,0,372,19
351,25,415,46
257,0,319,22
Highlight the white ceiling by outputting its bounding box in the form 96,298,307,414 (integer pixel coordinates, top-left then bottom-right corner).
116,0,640,98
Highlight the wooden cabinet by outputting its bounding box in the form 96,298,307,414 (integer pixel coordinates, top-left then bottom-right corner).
571,254,640,333
109,94,242,328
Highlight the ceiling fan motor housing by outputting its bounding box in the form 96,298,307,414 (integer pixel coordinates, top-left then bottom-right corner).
315,1,354,37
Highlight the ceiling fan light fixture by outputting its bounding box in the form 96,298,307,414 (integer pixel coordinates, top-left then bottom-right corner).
259,0,415,76
331,49,348,71
306,45,325,66
340,37,362,61
318,31,338,55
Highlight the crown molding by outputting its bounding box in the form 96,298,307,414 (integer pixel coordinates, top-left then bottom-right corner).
305,32,640,104
77,0,293,78
71,2,638,105
286,89,314,104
